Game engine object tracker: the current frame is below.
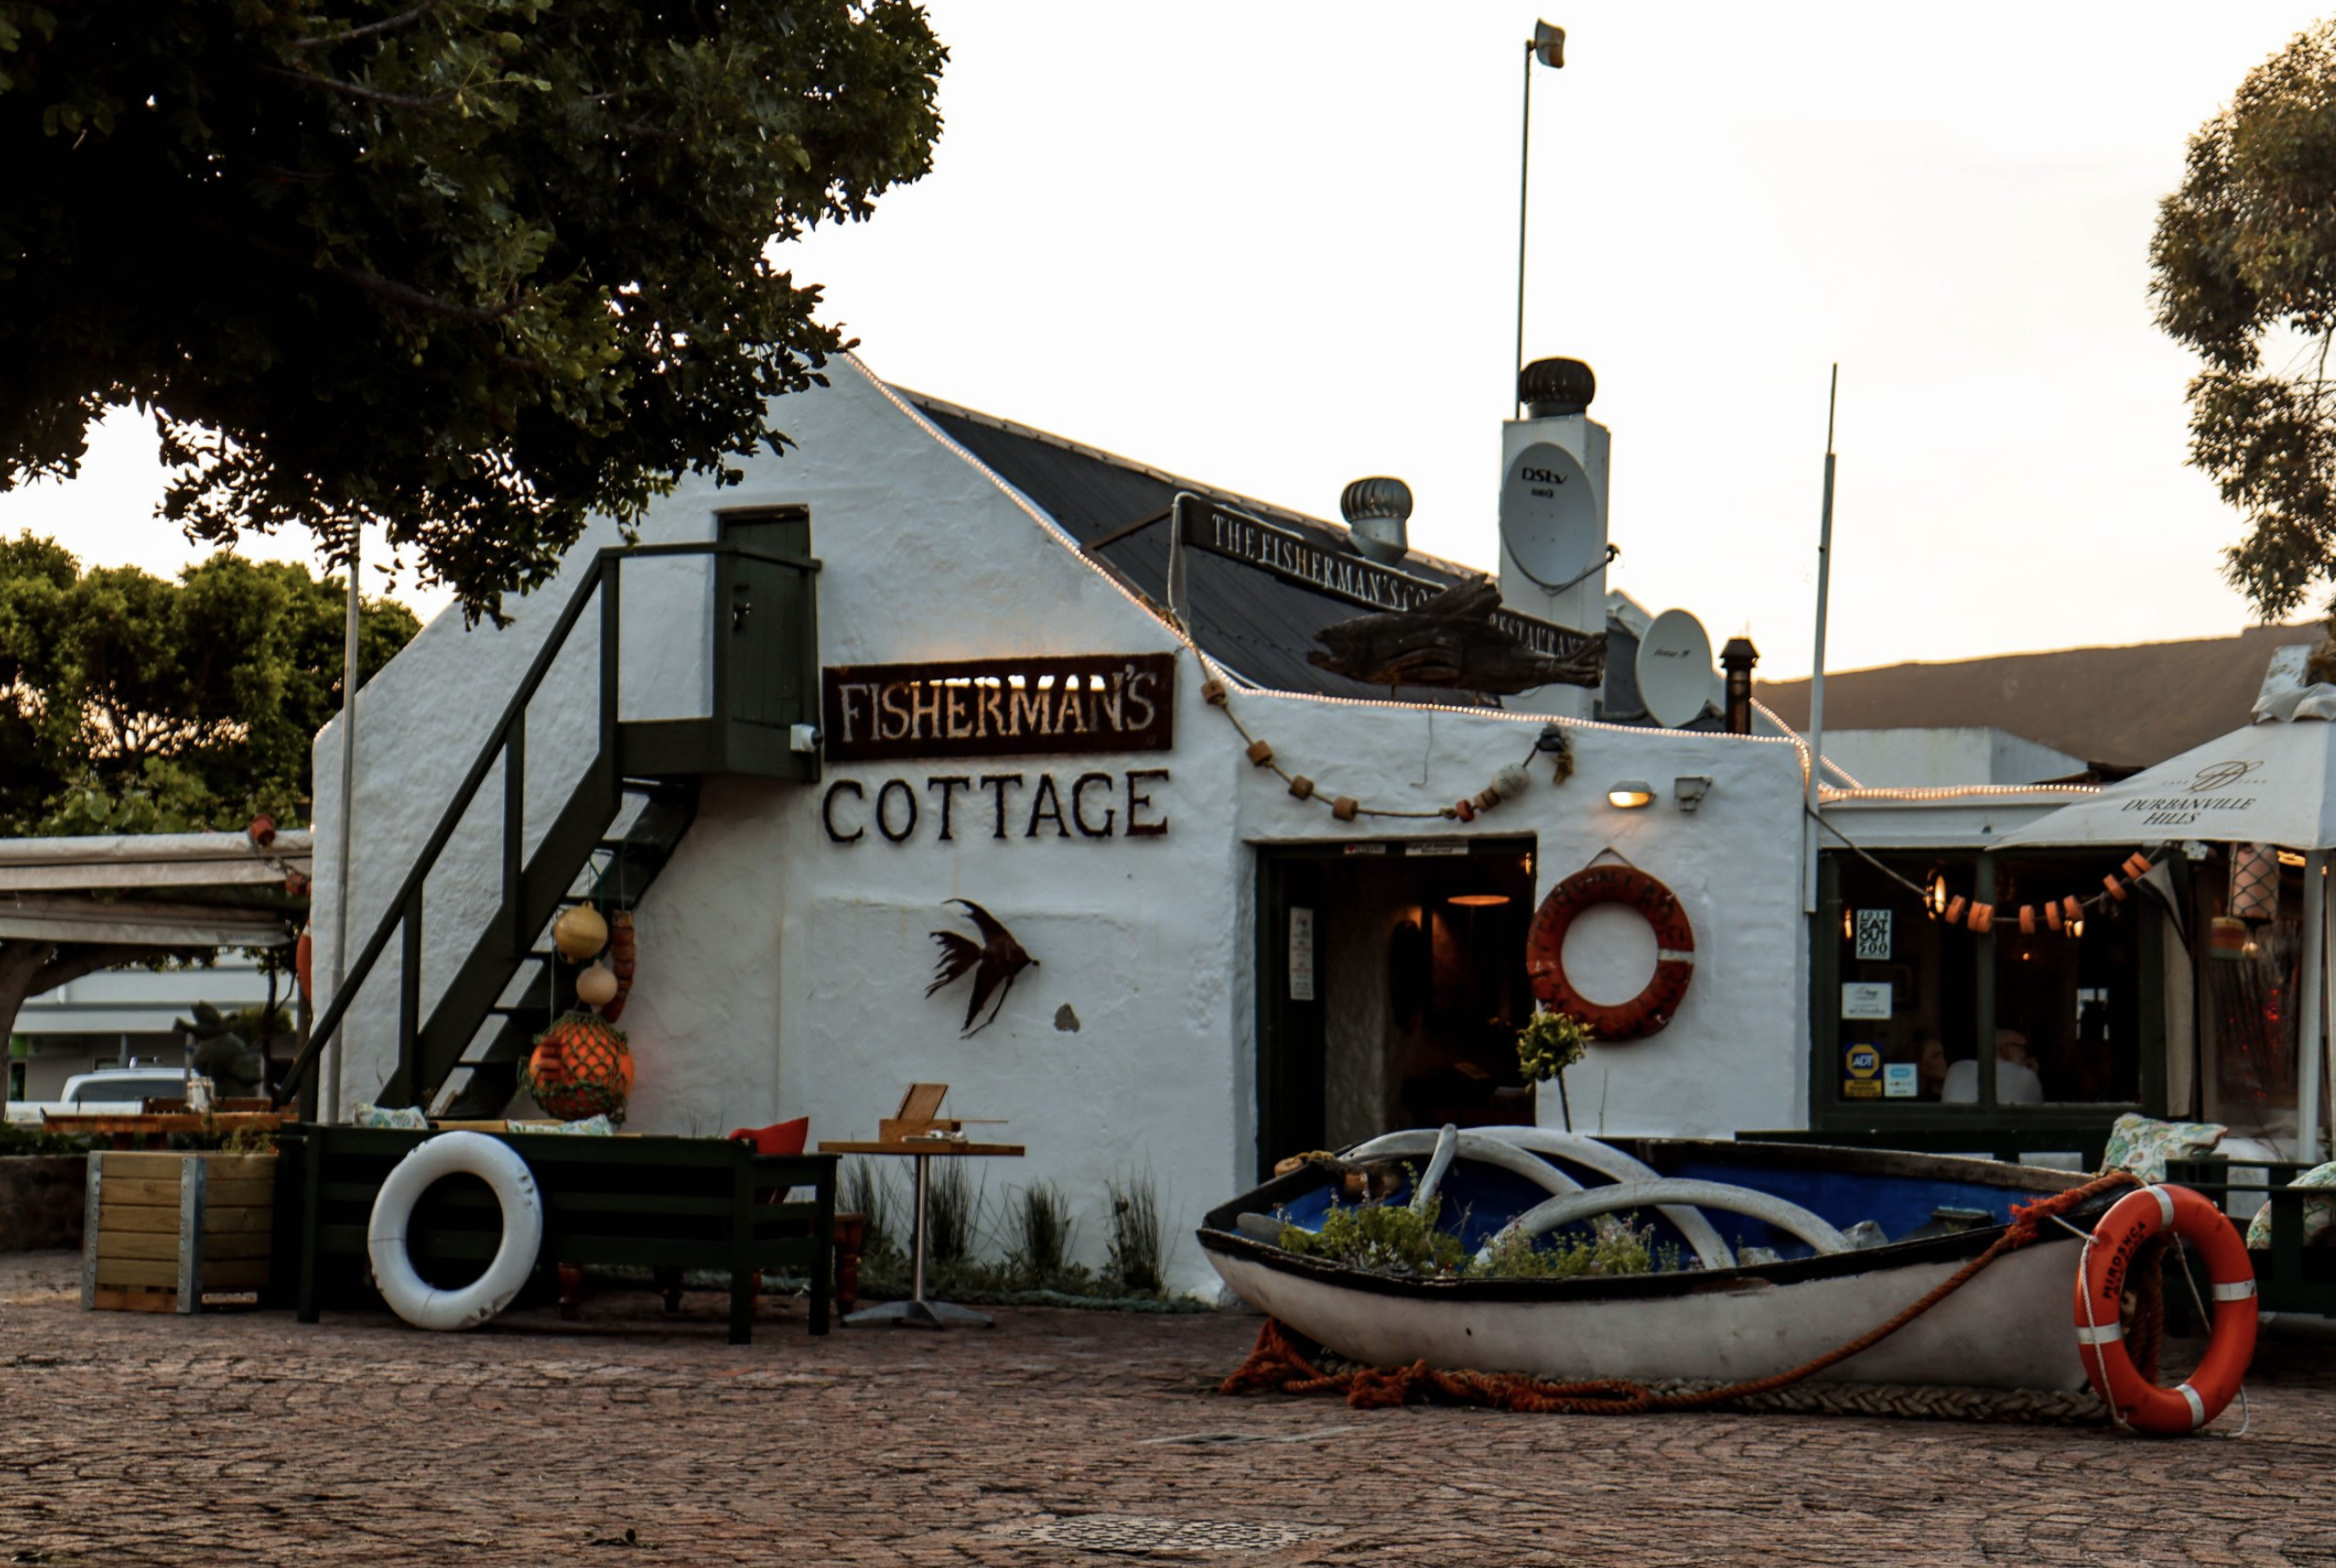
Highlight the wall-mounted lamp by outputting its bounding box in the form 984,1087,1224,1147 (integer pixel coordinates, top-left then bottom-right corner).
1674,775,1712,812
1607,780,1655,809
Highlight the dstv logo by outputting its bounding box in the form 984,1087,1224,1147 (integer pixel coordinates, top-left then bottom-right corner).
1518,467,1568,484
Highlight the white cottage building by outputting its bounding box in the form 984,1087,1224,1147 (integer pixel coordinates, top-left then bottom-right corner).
306,353,2220,1295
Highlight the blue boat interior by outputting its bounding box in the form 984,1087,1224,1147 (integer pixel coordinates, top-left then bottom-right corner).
1271,1148,2063,1266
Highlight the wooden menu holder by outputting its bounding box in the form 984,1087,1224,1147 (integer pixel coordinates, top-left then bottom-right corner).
879,1083,960,1143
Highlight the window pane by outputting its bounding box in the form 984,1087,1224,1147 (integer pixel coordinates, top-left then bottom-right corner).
1989,857,2141,1104
1833,853,1974,1104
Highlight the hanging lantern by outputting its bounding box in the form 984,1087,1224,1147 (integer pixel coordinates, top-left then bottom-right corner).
553,903,609,963
2230,842,2281,924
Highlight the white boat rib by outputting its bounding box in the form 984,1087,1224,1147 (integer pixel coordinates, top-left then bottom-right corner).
1508,1179,1851,1257
1348,1128,1736,1270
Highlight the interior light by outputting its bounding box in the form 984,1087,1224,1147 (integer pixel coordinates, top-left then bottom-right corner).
2278,850,2307,868
1449,893,1511,908
1607,780,1655,809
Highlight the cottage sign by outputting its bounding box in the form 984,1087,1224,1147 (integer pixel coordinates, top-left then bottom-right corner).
821,653,1176,763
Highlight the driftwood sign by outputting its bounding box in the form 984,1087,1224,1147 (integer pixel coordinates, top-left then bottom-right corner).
822,654,1175,762
1308,580,1605,694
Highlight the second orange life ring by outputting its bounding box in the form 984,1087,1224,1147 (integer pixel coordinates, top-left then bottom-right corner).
1524,863,1695,1041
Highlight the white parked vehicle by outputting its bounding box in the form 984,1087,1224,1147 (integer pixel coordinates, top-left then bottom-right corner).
4,1066,190,1127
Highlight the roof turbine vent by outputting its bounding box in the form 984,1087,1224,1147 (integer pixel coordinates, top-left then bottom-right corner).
1518,356,1596,419
1340,476,1413,565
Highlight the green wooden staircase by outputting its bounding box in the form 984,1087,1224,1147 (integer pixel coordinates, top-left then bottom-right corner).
279,517,820,1119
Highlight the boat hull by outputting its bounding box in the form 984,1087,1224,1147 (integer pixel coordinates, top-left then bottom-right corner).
1204,1235,2089,1390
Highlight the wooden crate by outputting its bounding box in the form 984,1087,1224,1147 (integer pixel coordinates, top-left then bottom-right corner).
82,1151,276,1315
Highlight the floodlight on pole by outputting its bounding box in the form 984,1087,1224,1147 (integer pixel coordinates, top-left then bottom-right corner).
1516,20,1565,417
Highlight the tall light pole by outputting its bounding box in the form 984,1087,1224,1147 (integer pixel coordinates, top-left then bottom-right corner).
1515,20,1565,416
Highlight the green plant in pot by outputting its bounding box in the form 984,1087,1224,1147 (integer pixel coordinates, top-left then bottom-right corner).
1516,1009,1592,1132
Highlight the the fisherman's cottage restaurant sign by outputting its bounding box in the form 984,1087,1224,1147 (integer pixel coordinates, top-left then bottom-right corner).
821,653,1177,762
1174,497,1597,661
820,653,1179,846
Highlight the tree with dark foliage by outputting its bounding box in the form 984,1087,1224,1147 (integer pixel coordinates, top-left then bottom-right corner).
0,0,946,623
2155,20,2336,624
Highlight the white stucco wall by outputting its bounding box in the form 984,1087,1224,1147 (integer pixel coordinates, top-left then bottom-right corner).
314,355,1812,1296
1822,727,2084,788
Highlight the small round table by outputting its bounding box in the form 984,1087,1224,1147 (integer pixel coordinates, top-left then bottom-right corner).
817,1138,1024,1328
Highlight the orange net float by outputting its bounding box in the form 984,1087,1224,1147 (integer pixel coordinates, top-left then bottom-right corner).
2124,852,2153,880
2104,875,2127,900
2074,1183,2257,1435
2019,905,2037,935
1944,895,1967,926
1968,902,1995,932
2045,901,2064,933
1525,863,1694,1041
2062,896,2084,926
524,1012,635,1124
602,909,636,1025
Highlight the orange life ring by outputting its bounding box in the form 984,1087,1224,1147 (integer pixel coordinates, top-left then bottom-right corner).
1524,863,1694,1041
2074,1183,2257,1435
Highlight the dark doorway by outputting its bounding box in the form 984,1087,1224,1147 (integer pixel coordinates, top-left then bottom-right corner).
1253,836,1537,1180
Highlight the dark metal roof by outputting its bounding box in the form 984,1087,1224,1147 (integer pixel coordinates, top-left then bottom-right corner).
907,391,1498,705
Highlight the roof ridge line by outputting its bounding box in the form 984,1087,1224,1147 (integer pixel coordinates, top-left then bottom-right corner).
891,384,1492,585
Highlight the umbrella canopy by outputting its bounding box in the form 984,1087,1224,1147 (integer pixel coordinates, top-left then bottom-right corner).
1991,712,2336,852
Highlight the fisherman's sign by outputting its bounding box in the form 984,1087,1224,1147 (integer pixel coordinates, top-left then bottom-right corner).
821,654,1177,763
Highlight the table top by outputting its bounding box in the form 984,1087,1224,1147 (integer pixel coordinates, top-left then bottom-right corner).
42,1112,286,1133
819,1140,1026,1157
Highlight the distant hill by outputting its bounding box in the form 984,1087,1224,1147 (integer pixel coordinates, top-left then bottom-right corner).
1756,624,2322,771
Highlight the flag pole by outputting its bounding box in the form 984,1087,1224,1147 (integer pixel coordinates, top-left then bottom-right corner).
1803,366,1839,916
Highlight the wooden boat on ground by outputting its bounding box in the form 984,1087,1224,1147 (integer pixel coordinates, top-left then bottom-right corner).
1200,1128,2224,1408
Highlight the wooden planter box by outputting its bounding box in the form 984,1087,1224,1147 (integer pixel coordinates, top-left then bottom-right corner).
82,1151,276,1314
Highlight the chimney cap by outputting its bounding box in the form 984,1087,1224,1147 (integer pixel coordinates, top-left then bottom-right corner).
1519,357,1596,418
1720,636,1761,669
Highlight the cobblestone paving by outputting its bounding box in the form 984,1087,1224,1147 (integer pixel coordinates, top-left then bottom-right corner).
4,1250,2335,1565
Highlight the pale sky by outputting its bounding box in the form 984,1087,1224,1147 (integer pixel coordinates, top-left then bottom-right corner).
3,3,2324,679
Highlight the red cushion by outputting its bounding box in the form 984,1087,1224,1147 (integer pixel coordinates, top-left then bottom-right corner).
726,1116,809,1157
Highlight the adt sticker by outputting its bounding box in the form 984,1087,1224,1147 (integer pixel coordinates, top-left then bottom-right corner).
1884,1062,1918,1099
1843,1044,1882,1099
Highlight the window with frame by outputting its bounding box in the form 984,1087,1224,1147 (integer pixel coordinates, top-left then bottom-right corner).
1816,849,2160,1121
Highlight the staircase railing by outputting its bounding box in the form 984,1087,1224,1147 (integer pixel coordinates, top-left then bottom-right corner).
276,539,813,1114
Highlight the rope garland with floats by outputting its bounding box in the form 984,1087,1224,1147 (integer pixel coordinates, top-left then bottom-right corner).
1205,674,1581,824
1812,809,2167,939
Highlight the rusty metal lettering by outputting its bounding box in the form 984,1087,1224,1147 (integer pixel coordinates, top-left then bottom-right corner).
980,773,1026,840
822,654,1177,761
820,780,865,844
1026,774,1071,838
1125,768,1170,838
1071,772,1116,837
926,775,972,841
875,780,918,844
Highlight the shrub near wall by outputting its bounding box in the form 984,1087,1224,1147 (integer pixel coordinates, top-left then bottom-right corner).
0,1156,89,1252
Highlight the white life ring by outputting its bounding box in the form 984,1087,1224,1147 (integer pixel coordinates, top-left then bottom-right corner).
367,1132,543,1332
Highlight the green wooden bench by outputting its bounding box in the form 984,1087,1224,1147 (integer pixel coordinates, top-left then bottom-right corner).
1738,1123,2114,1172
268,1124,836,1343
2164,1156,2336,1317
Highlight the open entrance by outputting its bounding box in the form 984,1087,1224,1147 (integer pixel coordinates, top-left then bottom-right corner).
1254,836,1537,1180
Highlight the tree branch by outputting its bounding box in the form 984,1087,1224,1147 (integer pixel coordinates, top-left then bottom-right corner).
321,262,521,324
31,942,161,995
291,2,443,51
258,63,452,110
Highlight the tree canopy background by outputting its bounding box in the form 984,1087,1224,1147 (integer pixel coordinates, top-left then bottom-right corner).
0,532,419,835
0,0,946,623
2154,20,2336,624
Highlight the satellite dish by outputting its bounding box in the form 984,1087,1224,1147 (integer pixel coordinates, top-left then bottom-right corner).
1499,442,1601,594
1637,609,1716,728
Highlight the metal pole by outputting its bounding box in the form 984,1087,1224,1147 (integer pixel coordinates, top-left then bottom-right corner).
1802,365,1839,915
2300,852,2327,1163
325,528,360,1124
1513,39,1534,419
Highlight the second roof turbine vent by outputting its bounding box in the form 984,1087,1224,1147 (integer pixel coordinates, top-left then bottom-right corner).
1340,476,1413,565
